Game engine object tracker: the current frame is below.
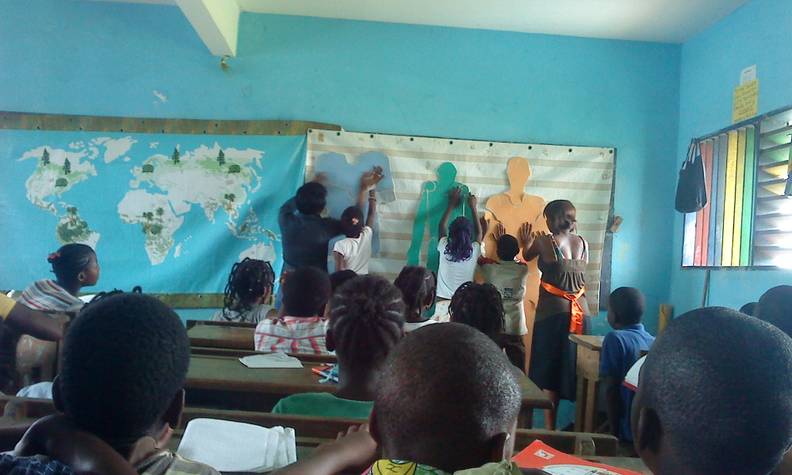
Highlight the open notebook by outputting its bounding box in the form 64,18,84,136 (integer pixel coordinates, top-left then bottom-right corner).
513,440,642,474
177,418,297,472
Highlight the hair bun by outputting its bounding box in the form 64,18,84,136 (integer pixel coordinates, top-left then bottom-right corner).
47,251,61,263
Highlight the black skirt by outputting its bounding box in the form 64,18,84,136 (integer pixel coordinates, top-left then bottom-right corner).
529,312,588,401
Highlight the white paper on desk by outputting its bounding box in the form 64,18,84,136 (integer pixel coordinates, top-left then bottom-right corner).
177,418,296,472
239,352,304,368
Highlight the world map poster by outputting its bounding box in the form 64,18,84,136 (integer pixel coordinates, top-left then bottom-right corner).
0,129,306,293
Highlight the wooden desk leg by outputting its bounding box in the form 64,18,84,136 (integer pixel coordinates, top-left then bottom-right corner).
575,374,585,432
518,408,533,429
584,378,597,433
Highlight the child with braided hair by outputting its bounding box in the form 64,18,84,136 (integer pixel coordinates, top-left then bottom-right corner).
393,266,438,332
272,274,405,418
448,282,505,345
212,258,276,324
19,243,100,313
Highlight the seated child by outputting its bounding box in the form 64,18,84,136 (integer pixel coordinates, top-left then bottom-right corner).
212,258,277,323
19,243,100,313
600,287,655,442
393,266,438,332
756,285,792,337
333,189,377,275
274,323,526,475
449,282,505,345
0,294,65,341
435,189,482,319
254,266,331,354
739,301,757,316
633,307,792,475
272,275,405,418
479,223,530,371
15,292,220,475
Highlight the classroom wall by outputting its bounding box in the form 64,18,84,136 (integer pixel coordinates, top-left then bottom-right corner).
670,0,792,314
0,0,681,333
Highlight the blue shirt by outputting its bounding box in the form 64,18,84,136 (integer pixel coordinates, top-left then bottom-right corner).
599,323,655,441
0,455,73,475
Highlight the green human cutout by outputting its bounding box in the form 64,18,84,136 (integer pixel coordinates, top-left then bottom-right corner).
406,162,472,275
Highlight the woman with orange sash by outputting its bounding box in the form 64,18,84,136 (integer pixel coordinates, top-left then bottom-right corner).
520,199,589,430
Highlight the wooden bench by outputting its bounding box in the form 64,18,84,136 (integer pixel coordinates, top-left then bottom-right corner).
569,334,604,433
180,407,619,457
0,396,618,464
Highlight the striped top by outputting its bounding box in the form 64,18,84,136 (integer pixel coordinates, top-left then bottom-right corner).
254,316,329,354
18,280,83,313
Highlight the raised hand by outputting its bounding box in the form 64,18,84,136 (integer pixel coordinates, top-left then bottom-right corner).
448,187,463,207
492,222,507,242
360,166,384,189
467,192,478,210
518,222,535,248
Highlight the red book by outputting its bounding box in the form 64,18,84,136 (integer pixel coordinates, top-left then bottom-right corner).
513,440,643,475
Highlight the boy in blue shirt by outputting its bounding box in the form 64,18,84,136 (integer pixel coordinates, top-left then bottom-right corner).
600,287,655,442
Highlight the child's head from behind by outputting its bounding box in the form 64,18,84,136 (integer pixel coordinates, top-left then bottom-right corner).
633,307,792,475
393,266,436,322
449,282,504,341
340,206,364,238
496,234,520,262
48,244,99,288
223,258,275,311
607,287,645,329
543,200,576,234
327,275,405,370
295,181,327,215
55,293,189,451
372,323,521,472
756,285,792,337
329,270,357,293
444,217,474,262
282,266,331,317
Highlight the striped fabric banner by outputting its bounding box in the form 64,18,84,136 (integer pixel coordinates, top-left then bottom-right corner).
307,130,614,312
683,126,756,267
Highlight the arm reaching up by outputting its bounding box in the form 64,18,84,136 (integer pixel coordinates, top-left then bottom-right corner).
366,189,377,228
468,193,482,242
439,187,462,239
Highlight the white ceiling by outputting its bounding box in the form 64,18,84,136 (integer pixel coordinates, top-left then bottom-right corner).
96,0,749,43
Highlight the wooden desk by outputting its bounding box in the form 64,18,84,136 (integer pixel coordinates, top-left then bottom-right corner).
188,325,255,350
185,355,551,428
191,346,337,364
569,334,604,433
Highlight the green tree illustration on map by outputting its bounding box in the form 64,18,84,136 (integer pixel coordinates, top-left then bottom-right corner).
63,158,71,175
171,147,180,164
217,149,225,166
41,148,50,165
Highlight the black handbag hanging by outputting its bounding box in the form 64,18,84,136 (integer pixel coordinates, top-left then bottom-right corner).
675,139,708,213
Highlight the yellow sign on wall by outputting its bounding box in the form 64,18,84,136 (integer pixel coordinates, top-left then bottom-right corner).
733,80,759,123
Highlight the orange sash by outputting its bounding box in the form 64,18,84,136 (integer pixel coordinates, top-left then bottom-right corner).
540,281,586,335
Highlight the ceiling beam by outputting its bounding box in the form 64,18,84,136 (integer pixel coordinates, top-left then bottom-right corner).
175,0,239,56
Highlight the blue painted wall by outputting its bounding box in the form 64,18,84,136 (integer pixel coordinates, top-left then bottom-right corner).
0,0,681,334
671,0,792,314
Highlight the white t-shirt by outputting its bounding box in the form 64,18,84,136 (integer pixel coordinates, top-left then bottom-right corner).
436,237,481,300
333,226,373,274
403,319,440,333
480,260,529,335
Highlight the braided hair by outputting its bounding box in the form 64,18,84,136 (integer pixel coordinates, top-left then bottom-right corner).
393,266,436,323
444,217,474,262
329,275,405,369
222,258,275,318
449,282,505,341
47,244,96,284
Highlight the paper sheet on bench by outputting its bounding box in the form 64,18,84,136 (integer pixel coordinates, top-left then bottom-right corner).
177,418,296,472
239,352,304,368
